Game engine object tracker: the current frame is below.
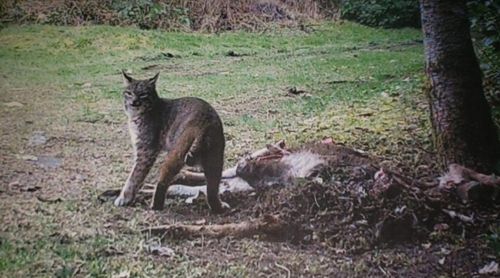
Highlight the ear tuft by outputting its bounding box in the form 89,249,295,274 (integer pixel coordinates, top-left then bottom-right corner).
122,70,133,86
148,72,160,85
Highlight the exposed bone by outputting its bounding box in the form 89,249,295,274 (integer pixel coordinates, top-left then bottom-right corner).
251,139,288,159
142,214,288,239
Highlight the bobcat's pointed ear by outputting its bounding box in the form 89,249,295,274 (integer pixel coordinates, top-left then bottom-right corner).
148,72,160,86
122,70,134,86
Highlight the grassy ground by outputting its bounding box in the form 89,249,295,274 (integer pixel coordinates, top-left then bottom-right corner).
0,22,467,277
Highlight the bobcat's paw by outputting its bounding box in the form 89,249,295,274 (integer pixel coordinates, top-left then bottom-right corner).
114,194,133,207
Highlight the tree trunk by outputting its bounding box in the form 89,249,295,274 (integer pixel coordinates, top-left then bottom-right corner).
419,0,499,173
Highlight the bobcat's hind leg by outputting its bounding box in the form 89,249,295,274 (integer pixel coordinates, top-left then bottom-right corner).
152,134,195,210
201,143,228,213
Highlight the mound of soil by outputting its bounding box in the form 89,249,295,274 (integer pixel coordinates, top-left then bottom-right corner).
133,153,499,275
147,146,498,255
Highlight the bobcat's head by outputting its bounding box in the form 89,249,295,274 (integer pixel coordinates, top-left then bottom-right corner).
122,71,160,115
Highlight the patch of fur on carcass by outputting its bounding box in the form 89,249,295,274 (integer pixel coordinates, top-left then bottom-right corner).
234,138,377,190
236,150,327,189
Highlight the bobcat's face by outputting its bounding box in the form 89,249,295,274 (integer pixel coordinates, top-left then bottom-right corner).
123,81,155,113
122,71,160,115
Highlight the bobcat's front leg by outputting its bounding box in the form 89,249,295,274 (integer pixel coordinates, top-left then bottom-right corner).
115,150,157,206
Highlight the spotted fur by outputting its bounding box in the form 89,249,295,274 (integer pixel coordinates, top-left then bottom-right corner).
114,71,227,213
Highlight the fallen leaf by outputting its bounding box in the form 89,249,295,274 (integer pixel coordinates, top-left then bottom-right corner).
478,261,498,275
112,270,130,278
9,181,41,192
37,196,63,203
23,185,41,192
194,219,207,225
287,87,311,97
433,223,449,232
98,246,125,257
141,64,159,70
334,248,346,254
440,248,451,255
442,209,474,223
321,137,335,145
3,101,24,107
143,242,175,257
227,50,244,57
17,154,38,161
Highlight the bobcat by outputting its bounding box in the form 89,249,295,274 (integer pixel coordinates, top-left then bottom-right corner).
114,71,227,213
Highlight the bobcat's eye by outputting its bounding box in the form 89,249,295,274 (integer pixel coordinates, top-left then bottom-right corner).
123,91,132,96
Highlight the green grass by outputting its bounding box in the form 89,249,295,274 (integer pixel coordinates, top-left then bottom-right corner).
0,22,426,153
0,22,430,277
0,22,422,91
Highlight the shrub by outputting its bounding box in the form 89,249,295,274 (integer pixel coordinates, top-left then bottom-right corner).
340,0,420,28
0,0,334,32
111,0,191,30
468,0,500,114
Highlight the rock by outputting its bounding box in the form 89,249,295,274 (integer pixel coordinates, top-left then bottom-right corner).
28,131,47,146
142,240,175,257
36,155,62,169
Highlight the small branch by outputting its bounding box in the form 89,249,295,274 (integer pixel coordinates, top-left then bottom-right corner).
275,262,291,278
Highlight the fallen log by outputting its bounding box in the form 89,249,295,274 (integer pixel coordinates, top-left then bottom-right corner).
141,214,289,240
